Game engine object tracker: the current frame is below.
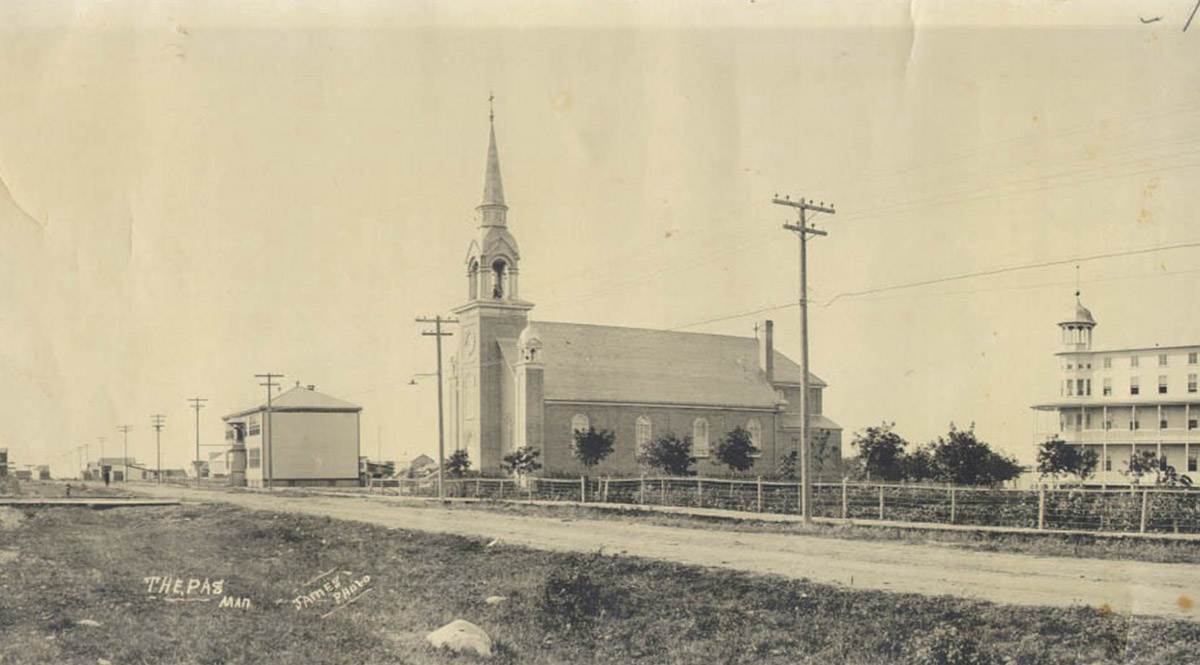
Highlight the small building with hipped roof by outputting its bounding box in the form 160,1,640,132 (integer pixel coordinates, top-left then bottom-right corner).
223,383,362,488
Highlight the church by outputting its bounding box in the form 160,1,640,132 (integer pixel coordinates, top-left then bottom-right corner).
446,115,842,479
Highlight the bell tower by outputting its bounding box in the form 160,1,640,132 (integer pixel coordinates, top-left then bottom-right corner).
452,101,534,473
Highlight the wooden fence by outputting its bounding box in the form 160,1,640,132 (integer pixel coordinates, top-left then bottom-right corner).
371,476,1200,535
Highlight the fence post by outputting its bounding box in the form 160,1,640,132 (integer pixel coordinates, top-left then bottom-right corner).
841,478,849,519
1140,489,1149,534
476,476,481,497
661,478,666,505
528,478,534,502
498,479,504,500
878,485,885,521
580,476,586,503
949,487,957,525
1037,488,1046,530
697,478,703,506
639,474,646,504
602,477,610,503
757,476,764,513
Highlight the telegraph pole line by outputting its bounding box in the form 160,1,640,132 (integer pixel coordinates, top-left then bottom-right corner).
117,425,133,483
151,414,166,484
255,374,282,490
188,398,208,487
773,193,836,525
416,315,458,502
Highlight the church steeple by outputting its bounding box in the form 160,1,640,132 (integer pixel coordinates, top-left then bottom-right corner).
463,97,524,303
478,95,507,227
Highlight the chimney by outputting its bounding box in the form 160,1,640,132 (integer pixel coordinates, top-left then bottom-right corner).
307,385,315,391
758,320,774,383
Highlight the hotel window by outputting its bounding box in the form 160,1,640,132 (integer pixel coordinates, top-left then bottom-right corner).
1076,379,1085,396
248,448,261,469
1189,373,1197,393
1159,353,1169,367
1066,362,1073,370
693,418,711,456
1104,456,1112,472
1190,352,1198,365
1104,419,1112,431
1065,381,1074,396
635,416,652,447
248,415,261,437
1130,377,1139,395
1160,418,1169,430
1130,355,1140,368
1103,378,1112,396
1130,419,1140,430
1190,419,1198,431
1190,454,1198,473
571,414,590,439
1158,375,1168,394
1085,379,1092,396
747,419,762,456
1103,357,1112,369
1085,412,1093,429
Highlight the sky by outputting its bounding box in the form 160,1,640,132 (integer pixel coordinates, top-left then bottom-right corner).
1,0,1199,477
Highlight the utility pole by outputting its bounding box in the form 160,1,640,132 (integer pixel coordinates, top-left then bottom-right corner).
188,398,208,487
117,425,133,482
97,436,106,481
774,194,836,524
416,315,458,502
255,374,282,490
76,445,85,480
151,414,166,484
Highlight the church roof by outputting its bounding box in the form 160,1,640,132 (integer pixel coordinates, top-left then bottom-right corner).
532,322,824,409
223,385,361,419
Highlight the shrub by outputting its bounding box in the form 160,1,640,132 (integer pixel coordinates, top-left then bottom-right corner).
907,624,992,665
539,558,606,633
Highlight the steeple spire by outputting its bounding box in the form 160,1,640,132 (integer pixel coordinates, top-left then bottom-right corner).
478,93,507,226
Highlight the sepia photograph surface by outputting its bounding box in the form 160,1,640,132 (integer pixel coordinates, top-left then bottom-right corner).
1,1,1199,663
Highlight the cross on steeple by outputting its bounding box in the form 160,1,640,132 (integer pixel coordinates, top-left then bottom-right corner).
489,91,495,123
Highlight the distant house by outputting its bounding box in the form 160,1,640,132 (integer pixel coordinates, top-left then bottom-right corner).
0,448,8,477
407,454,436,478
88,457,136,482
207,450,230,478
36,465,50,480
223,384,362,488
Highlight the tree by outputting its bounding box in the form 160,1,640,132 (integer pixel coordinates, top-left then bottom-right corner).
778,450,799,480
503,446,543,479
900,445,935,482
1036,438,1099,483
714,426,759,473
926,424,1023,486
1124,451,1194,487
571,426,616,473
851,422,908,482
444,449,471,478
637,432,696,476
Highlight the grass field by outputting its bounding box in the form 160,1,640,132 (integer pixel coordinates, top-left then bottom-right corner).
392,499,1200,566
0,501,1197,664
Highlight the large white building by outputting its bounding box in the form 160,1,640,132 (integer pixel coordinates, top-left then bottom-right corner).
1032,295,1199,486
223,384,362,487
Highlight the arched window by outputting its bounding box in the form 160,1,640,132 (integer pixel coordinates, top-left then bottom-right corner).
693,418,710,456
636,416,652,447
492,259,507,299
468,260,480,299
747,419,762,456
571,414,589,438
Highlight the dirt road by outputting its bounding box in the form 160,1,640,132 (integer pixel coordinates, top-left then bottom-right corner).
137,485,1199,621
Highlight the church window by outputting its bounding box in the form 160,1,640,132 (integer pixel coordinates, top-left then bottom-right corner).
468,260,480,299
571,414,589,438
693,418,710,456
635,416,652,447
492,259,507,299
747,419,762,456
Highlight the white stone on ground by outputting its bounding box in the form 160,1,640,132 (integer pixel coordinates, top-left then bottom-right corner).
484,595,507,605
426,619,494,658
